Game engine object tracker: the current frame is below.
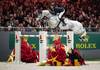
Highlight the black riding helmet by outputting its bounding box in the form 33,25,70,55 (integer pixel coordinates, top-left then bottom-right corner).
49,3,65,15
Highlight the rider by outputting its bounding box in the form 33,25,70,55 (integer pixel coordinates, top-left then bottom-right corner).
50,3,66,26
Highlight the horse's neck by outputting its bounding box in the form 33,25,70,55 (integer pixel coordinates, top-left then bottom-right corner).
42,10,51,17
47,15,60,28
42,10,58,19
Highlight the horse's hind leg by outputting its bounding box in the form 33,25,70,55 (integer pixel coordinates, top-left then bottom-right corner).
80,31,88,42
81,31,87,38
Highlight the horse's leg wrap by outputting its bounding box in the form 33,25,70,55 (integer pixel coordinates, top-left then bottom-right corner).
80,31,88,42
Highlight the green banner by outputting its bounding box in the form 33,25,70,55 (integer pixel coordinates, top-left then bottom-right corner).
47,37,67,46
74,33,100,49
9,32,15,50
9,32,100,50
27,37,39,50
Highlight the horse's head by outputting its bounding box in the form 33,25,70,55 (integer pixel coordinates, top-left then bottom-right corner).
36,10,51,21
36,10,59,28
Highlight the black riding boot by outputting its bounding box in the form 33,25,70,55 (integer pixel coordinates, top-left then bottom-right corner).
60,18,66,26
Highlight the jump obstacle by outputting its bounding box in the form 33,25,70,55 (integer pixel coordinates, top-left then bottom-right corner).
14,31,74,63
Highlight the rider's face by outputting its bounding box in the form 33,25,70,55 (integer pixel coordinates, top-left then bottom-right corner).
51,6,54,9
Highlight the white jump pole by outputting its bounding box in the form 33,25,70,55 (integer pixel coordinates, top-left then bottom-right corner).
67,31,74,49
15,31,21,63
39,31,47,62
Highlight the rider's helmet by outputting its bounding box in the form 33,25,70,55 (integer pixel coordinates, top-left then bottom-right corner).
50,2,55,10
49,2,57,15
49,2,65,15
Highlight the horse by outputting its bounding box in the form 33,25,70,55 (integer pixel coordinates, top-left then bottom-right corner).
36,10,88,42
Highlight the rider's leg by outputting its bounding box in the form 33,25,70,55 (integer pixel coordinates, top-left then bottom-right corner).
58,10,65,18
58,10,66,26
59,17,66,26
